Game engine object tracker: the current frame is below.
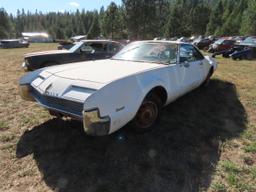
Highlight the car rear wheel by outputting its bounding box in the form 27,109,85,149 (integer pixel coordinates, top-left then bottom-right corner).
131,94,162,133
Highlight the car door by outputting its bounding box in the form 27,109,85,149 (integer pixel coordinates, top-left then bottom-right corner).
162,43,185,102
177,44,204,94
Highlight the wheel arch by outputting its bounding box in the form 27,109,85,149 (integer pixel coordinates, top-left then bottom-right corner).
144,86,168,107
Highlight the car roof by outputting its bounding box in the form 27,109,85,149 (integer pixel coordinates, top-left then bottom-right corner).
81,39,121,44
131,40,192,45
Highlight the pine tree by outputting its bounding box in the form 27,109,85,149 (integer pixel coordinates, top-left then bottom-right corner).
0,8,13,38
190,3,211,35
0,0,253,40
165,1,191,37
87,12,101,38
240,0,256,35
102,2,120,39
221,0,247,35
206,0,224,35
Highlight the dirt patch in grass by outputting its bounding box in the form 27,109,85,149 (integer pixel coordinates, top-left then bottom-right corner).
0,44,255,191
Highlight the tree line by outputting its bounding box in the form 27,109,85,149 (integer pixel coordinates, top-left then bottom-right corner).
0,0,255,40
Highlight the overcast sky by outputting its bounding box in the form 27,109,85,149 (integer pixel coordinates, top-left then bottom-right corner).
0,0,122,14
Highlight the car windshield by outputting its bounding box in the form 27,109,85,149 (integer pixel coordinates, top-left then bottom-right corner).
112,42,177,64
69,42,84,52
242,37,256,45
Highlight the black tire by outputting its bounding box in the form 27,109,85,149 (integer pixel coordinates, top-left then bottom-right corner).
131,94,162,133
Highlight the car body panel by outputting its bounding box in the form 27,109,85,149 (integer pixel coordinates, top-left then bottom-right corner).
0,39,29,49
209,39,236,53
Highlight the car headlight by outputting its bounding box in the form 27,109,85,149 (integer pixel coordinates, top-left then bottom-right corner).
19,84,35,101
83,109,110,136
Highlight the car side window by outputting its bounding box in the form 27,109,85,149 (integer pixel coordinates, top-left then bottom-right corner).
108,43,120,54
88,43,106,53
179,44,204,62
80,44,94,53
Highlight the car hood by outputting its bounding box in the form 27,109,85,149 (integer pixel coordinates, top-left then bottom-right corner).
30,59,162,102
25,50,70,57
44,59,163,84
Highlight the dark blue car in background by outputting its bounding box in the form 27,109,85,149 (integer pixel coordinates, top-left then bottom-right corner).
212,37,256,60
230,37,256,60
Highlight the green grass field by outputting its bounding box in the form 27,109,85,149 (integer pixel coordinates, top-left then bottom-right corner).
0,44,255,192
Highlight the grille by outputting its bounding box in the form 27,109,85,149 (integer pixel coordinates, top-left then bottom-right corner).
31,88,84,118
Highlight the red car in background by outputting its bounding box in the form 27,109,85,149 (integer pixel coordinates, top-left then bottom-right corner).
208,38,236,53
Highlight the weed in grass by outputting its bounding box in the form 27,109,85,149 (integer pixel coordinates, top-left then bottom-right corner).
211,182,227,192
235,182,255,192
243,143,256,153
0,134,15,143
221,160,240,173
250,166,256,179
17,169,36,178
226,173,238,186
20,113,46,127
243,156,255,166
242,126,256,141
0,120,8,130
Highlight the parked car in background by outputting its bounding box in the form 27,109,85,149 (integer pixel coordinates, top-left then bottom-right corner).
232,36,247,44
230,37,256,60
193,37,213,50
0,39,29,49
212,37,256,60
177,37,190,42
208,38,236,53
22,40,123,71
19,40,217,136
189,36,197,42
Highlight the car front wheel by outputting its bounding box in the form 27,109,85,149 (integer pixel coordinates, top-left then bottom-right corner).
132,94,162,133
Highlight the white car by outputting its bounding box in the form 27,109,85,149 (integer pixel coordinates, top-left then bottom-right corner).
19,41,217,136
